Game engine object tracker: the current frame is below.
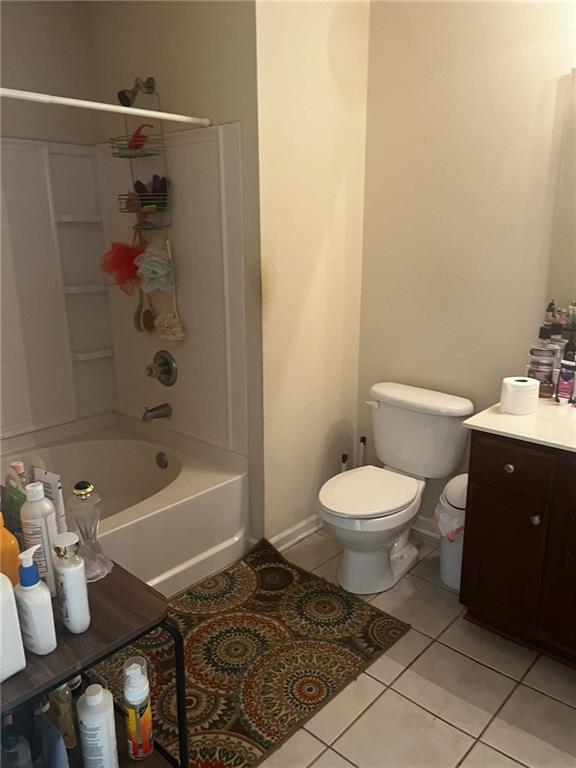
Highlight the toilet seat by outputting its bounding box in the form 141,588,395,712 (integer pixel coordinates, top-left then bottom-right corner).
319,465,419,519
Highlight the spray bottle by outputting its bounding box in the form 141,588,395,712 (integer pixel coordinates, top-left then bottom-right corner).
123,657,154,760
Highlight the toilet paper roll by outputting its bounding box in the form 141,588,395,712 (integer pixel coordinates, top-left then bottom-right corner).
500,377,540,415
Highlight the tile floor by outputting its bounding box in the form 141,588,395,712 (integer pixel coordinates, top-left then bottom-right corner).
260,529,576,768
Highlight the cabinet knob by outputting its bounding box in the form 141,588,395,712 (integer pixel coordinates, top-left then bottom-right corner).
504,463,515,474
530,515,541,526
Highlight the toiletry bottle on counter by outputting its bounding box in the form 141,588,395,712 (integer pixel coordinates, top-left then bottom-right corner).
77,684,119,768
527,348,555,398
0,511,20,585
0,572,26,682
555,360,575,405
20,482,58,595
53,531,90,634
4,460,27,535
123,657,154,760
14,545,57,656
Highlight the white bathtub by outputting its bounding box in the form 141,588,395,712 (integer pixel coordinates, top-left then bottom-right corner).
1,415,249,596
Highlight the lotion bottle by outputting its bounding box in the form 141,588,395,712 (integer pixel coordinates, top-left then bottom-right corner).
52,532,90,634
13,545,57,656
77,684,119,768
0,572,26,682
20,483,58,596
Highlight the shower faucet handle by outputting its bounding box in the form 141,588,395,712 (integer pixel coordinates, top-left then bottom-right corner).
145,350,177,387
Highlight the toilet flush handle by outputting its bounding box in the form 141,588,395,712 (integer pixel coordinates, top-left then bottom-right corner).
366,400,380,409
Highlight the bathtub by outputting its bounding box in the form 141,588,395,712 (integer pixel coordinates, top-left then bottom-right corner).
1,415,249,596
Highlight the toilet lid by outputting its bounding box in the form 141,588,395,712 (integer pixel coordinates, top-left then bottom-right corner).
319,466,419,518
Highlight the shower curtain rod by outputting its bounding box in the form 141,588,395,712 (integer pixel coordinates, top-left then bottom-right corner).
0,87,211,127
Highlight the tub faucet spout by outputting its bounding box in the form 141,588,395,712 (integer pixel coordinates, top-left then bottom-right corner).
142,403,172,422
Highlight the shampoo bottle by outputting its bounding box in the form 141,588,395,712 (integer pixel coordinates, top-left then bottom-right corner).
20,483,58,596
123,657,154,760
0,511,20,585
13,545,57,656
0,572,26,682
77,684,119,768
52,531,90,634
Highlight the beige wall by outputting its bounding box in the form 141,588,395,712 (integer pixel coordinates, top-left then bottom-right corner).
359,2,576,519
257,1,370,539
546,69,576,308
1,2,98,144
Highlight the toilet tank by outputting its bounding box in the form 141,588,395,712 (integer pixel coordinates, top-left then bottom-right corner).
368,383,474,479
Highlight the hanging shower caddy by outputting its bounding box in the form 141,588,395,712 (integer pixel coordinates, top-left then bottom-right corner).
107,77,186,341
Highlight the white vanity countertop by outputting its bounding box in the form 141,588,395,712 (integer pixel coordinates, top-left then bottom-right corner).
464,399,576,453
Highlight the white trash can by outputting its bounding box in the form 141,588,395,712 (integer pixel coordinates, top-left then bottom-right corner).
434,474,468,592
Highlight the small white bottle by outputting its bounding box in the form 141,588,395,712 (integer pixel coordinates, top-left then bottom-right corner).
13,545,57,656
0,572,26,682
20,482,58,596
77,684,119,768
52,532,90,634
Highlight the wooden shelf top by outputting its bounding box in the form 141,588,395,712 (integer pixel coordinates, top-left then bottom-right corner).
2,564,167,713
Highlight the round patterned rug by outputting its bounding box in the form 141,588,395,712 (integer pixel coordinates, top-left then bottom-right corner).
281,579,373,639
239,639,365,745
170,560,258,616
185,612,292,694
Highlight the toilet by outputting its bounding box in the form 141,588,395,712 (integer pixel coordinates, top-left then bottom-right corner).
317,383,474,595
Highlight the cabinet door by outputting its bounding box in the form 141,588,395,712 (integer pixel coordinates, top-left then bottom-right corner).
461,482,549,632
539,454,576,651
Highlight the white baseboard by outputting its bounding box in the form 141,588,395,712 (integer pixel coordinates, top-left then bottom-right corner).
270,514,323,552
412,514,440,541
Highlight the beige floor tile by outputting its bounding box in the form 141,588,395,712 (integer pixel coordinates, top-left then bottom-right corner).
392,642,516,736
438,617,537,680
283,533,342,572
313,554,341,585
523,656,576,709
260,730,325,768
460,743,525,768
411,550,454,591
409,531,439,562
371,574,463,638
305,673,384,744
334,688,473,767
311,750,355,768
367,629,432,685
482,685,576,768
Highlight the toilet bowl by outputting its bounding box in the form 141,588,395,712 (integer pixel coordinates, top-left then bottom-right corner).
318,466,426,594
316,382,474,595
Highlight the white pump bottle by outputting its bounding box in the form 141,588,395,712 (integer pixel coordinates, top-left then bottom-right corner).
13,545,57,655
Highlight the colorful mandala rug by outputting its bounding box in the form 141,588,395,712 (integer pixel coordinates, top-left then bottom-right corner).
91,539,410,767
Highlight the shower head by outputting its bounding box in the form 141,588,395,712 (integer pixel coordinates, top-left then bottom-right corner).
117,77,156,107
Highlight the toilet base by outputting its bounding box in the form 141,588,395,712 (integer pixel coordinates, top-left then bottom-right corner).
338,541,418,595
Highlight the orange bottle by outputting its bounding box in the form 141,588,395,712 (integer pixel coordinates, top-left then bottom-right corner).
0,511,20,585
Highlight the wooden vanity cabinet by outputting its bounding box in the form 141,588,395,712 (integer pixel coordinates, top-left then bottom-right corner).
460,431,576,665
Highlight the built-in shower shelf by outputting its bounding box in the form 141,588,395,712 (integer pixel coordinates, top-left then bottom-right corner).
57,213,102,223
65,284,108,295
72,349,114,363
